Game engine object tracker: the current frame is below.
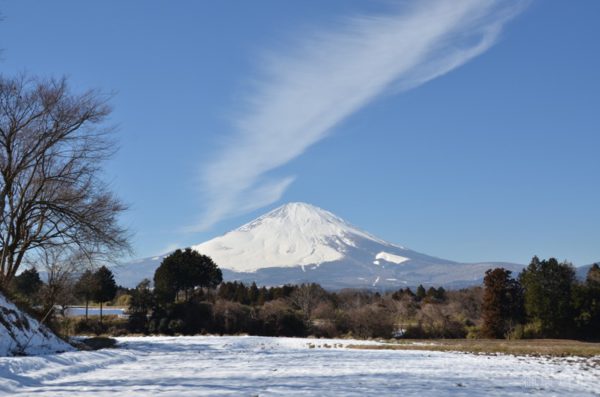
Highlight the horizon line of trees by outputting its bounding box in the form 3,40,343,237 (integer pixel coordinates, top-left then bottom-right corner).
122,253,599,340
5,249,599,342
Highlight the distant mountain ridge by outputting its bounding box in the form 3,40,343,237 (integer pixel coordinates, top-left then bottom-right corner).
576,263,598,281
114,202,526,289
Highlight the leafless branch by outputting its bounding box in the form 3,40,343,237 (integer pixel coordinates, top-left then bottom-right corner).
0,74,130,286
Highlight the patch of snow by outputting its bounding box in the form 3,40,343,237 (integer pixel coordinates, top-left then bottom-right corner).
0,293,73,357
376,251,409,264
372,276,380,286
386,278,398,281
373,260,380,265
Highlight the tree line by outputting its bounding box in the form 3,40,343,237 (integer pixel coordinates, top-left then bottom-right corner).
6,246,599,341
482,257,600,340
7,264,118,322
120,253,598,340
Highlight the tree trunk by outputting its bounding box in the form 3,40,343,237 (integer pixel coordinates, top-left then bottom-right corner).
100,301,103,324
85,299,89,320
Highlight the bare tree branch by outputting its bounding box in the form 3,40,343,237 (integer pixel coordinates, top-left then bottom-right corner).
0,74,131,286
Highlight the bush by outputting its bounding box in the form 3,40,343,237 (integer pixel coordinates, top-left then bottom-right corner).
506,323,525,340
259,300,306,337
127,312,150,334
115,294,132,307
148,301,213,335
70,316,128,336
73,318,105,335
465,325,482,339
345,305,395,339
310,320,338,338
168,319,185,334
523,321,543,339
212,300,254,335
76,337,118,350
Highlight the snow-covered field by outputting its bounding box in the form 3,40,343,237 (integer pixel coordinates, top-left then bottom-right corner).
0,336,598,396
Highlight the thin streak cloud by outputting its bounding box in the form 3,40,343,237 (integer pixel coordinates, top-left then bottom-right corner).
192,0,527,231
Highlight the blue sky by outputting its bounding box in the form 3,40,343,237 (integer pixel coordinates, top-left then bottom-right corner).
0,1,598,266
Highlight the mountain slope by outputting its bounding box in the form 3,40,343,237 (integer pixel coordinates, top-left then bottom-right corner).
114,202,524,289
191,202,451,273
576,263,599,281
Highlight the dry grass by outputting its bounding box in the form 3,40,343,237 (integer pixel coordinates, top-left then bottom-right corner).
347,339,600,357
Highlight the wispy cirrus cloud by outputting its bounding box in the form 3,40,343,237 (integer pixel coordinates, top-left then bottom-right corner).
192,0,527,231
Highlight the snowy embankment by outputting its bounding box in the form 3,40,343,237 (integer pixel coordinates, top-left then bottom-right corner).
0,336,598,396
0,293,73,357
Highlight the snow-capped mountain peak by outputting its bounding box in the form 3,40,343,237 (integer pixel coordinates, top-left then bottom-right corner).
192,202,390,273
238,202,385,243
114,202,524,289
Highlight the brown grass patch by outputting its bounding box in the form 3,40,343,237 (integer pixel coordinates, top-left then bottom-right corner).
347,339,600,357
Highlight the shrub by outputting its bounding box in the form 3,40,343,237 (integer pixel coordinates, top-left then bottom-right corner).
346,304,395,339
212,300,254,335
115,294,132,307
523,321,543,339
71,316,128,336
259,299,306,337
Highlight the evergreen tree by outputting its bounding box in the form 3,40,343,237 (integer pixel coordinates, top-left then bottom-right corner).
218,282,234,301
391,288,404,300
74,270,97,320
572,264,600,339
416,285,426,301
234,283,249,304
426,287,436,297
153,248,222,305
257,286,268,305
248,282,259,305
583,264,600,337
435,287,447,302
519,256,575,337
128,279,154,333
481,268,523,338
12,268,43,303
93,266,118,323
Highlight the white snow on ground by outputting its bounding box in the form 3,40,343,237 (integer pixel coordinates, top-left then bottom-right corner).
0,293,73,357
0,336,598,396
375,251,409,264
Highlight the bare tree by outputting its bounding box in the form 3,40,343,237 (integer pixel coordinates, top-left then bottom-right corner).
0,74,130,287
34,248,78,314
289,283,326,321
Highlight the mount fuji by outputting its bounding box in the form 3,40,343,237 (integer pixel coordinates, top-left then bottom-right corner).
114,202,523,289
